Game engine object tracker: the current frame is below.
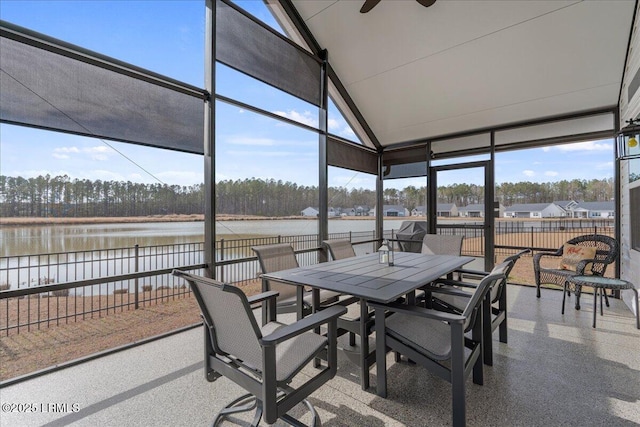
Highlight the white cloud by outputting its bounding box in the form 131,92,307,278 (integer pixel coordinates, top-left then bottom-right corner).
596,161,614,170
273,110,317,128
522,170,535,177
549,141,612,152
51,145,112,161
544,171,558,177
53,146,81,154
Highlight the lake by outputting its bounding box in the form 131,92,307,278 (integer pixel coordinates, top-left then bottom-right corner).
1,219,414,257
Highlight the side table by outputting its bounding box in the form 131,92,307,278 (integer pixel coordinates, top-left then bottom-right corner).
564,276,639,329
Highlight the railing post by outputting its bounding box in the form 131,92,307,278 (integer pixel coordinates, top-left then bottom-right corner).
531,227,534,250
220,239,225,283
134,244,139,310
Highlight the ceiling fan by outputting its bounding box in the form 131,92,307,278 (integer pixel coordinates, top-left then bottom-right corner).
360,0,436,13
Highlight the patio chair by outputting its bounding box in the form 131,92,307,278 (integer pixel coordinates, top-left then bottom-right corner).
420,233,464,282
252,243,344,322
173,270,346,427
533,234,618,309
369,263,509,427
423,249,530,366
420,234,464,256
323,239,356,260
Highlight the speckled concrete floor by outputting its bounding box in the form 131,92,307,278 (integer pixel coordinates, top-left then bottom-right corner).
1,285,639,426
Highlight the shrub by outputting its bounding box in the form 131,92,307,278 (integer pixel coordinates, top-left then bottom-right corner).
113,288,128,295
141,285,153,292
0,283,10,291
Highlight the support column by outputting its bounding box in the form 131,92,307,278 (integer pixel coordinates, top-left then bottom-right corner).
204,0,216,278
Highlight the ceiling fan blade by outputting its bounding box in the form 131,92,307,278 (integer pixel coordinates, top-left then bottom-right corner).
360,0,381,13
416,0,437,7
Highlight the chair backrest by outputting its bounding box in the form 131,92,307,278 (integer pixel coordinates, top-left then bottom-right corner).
174,271,264,372
421,234,464,256
489,249,530,303
563,234,618,275
462,261,510,332
252,243,300,300
323,239,356,260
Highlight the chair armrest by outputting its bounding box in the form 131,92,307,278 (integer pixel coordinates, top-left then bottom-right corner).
533,250,562,264
455,268,489,277
426,286,474,298
428,278,478,289
260,305,347,345
368,301,465,324
247,290,279,305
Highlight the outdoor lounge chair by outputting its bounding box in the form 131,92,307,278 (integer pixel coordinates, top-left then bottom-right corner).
173,270,346,427
423,249,530,365
533,234,618,309
323,239,356,260
369,263,509,427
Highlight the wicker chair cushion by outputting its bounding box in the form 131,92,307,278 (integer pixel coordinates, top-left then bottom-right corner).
560,244,596,271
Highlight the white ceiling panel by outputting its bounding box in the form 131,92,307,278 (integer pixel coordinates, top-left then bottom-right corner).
282,0,635,149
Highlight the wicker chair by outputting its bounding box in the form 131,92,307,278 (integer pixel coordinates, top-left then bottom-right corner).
533,234,618,309
173,270,346,427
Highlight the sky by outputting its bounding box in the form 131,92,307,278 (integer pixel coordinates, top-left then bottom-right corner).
0,0,616,192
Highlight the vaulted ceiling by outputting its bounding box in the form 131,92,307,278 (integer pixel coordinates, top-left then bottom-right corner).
271,0,636,150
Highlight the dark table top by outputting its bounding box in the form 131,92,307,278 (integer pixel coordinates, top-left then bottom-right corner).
262,252,474,303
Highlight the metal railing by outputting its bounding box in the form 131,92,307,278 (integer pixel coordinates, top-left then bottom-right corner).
0,222,615,335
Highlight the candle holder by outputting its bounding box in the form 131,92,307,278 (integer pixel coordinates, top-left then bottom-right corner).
379,239,394,266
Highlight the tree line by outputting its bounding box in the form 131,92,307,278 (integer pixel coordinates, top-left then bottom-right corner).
0,174,614,218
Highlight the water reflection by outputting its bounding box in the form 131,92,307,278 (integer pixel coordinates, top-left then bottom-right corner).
1,220,390,257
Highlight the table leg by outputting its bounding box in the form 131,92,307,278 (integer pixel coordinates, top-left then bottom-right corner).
633,288,640,330
593,287,598,328
575,284,582,310
313,289,321,368
562,281,568,315
359,298,369,390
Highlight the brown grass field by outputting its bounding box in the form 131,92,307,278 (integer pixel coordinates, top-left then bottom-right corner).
0,230,613,382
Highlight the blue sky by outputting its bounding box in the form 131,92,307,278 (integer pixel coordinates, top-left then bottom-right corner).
0,0,615,191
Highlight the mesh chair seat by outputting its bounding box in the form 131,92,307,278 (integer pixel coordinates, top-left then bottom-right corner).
260,321,327,382
386,313,453,360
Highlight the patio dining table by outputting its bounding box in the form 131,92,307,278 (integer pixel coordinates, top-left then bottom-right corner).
261,251,474,390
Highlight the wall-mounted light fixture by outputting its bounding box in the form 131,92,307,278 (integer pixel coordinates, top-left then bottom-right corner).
617,118,640,160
